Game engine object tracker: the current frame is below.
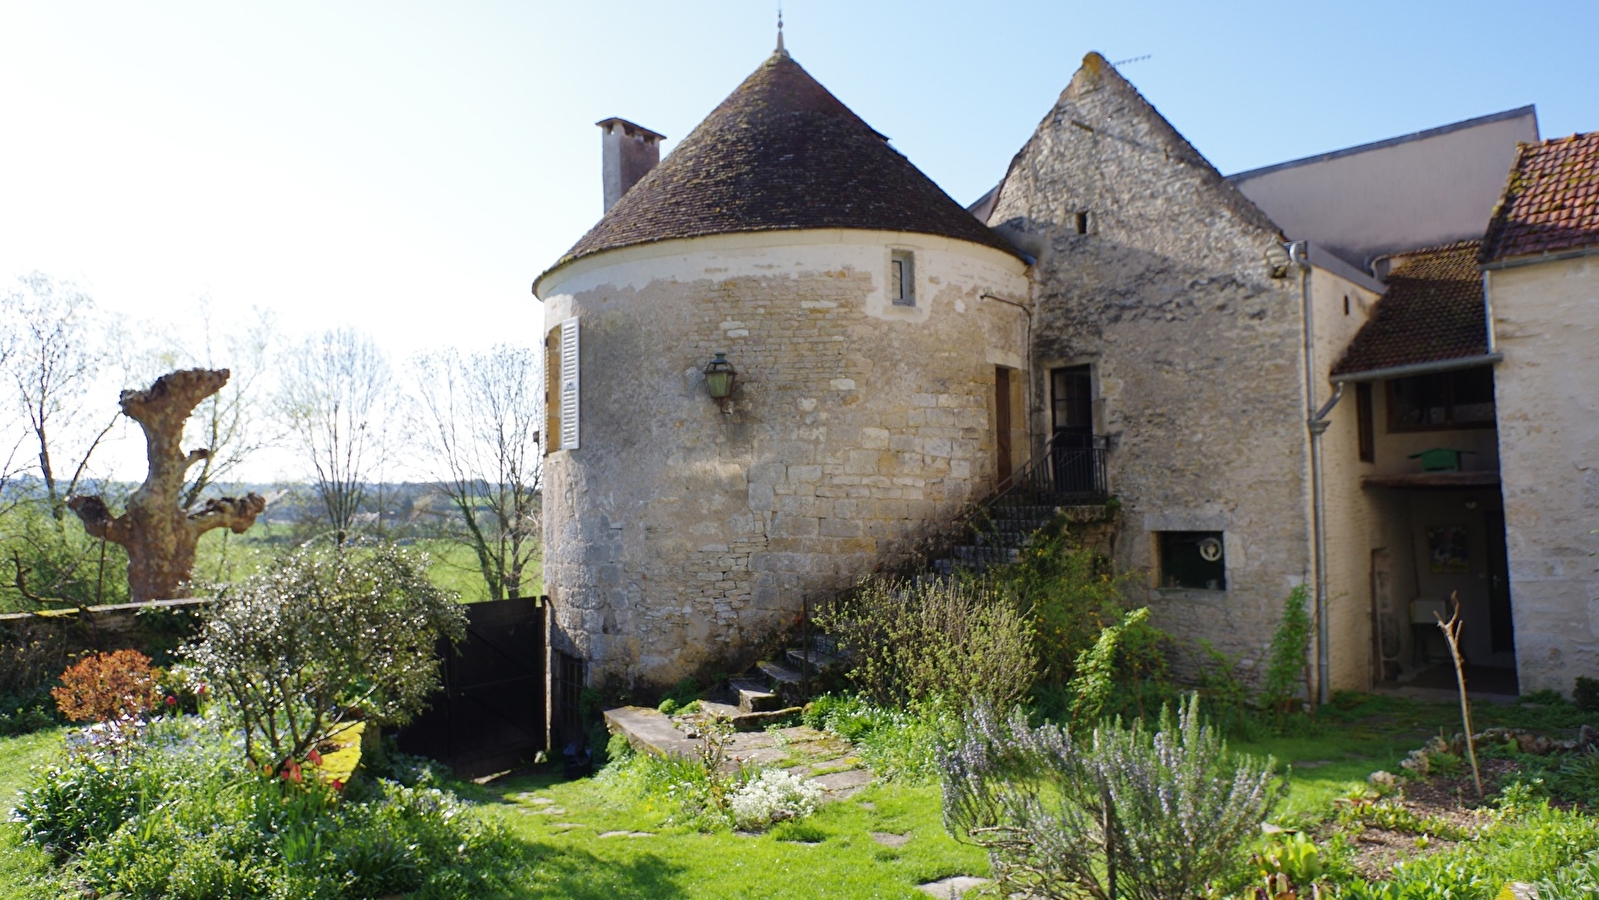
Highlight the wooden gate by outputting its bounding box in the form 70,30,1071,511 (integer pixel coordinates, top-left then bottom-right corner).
396,597,547,778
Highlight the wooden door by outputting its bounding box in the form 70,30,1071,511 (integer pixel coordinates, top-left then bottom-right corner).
994,367,1013,485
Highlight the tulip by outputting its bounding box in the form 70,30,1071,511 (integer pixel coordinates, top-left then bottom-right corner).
307,748,323,767
165,695,177,706
331,779,345,791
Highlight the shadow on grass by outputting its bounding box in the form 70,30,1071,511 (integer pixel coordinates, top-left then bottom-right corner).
511,841,691,900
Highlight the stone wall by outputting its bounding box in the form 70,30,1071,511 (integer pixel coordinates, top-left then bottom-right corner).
1489,254,1599,694
0,598,206,697
984,53,1321,675
538,229,1028,688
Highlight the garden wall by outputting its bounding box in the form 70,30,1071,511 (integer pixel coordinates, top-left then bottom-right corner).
0,598,206,698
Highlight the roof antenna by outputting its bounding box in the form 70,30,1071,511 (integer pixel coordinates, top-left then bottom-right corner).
776,4,785,54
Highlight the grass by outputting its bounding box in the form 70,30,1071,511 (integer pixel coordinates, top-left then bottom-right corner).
464,768,988,899
0,693,1591,899
194,522,541,603
0,729,65,900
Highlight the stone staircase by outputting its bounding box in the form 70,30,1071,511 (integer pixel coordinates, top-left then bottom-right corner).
707,501,1102,718
713,440,1119,717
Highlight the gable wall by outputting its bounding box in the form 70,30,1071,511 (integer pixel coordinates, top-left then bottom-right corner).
990,57,1322,676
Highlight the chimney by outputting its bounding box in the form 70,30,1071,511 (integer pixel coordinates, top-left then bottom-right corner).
597,118,665,213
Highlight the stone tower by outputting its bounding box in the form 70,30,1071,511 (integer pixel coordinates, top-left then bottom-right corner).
534,47,1030,689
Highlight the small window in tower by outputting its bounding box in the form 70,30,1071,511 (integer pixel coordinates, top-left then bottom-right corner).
1157,531,1226,590
890,250,915,306
1073,211,1091,235
1344,294,1351,316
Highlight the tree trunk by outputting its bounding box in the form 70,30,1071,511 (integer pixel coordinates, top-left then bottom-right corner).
68,369,265,602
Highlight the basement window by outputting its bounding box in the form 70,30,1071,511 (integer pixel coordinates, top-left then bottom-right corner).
890,250,915,306
1158,531,1226,591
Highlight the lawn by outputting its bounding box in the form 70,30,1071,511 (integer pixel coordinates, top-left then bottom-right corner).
0,729,65,900
0,693,1590,899
193,522,541,603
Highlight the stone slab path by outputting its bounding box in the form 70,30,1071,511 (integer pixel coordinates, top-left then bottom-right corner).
604,706,871,801
915,875,991,898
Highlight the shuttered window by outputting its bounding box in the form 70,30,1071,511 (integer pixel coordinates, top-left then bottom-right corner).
544,318,580,453
558,318,580,450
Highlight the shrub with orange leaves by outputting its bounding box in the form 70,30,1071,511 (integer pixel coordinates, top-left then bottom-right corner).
50,650,162,723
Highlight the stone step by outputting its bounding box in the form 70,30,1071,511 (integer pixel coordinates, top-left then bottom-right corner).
970,530,1042,549
953,545,1019,565
785,646,845,673
729,676,780,713
758,659,806,687
693,699,803,731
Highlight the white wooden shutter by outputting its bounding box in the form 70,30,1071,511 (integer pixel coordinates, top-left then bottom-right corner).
559,317,580,450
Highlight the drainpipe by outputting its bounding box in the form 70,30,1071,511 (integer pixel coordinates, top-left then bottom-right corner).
1292,241,1341,707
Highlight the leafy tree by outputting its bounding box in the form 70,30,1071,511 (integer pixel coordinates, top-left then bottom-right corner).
185,544,467,771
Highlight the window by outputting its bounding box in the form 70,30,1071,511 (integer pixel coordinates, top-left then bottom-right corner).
1158,531,1226,590
544,317,580,453
890,250,915,306
1387,367,1494,432
1073,211,1091,235
1356,382,1374,462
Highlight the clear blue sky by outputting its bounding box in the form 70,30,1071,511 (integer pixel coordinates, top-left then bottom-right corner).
2,0,1596,359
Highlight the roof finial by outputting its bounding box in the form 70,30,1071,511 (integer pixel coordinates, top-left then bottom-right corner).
776,4,785,54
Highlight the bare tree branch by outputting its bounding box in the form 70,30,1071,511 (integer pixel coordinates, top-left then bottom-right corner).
277,328,397,544
413,345,542,599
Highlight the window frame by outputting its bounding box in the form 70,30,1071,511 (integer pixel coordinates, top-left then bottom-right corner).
1385,367,1496,434
890,249,915,306
1155,530,1227,592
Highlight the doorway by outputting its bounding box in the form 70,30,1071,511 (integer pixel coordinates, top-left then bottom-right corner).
995,367,1013,485
1049,366,1102,497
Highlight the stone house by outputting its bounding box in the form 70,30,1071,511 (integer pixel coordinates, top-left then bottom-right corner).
534,41,1597,700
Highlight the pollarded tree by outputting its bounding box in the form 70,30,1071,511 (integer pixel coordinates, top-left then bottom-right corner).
68,369,265,602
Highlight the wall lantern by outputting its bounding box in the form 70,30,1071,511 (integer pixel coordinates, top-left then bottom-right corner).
704,352,736,412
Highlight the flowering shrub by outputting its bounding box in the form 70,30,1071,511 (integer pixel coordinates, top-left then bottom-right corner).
15,713,519,897
185,544,467,772
730,768,822,831
50,649,162,723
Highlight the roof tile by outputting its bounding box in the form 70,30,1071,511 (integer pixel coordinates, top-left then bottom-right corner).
546,51,1021,276
1481,132,1599,263
1331,240,1488,377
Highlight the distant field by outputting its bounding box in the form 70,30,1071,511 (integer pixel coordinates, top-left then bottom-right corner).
193,522,541,603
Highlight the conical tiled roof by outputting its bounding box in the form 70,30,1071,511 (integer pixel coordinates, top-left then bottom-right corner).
545,50,1021,276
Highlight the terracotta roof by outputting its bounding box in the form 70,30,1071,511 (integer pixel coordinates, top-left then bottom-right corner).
546,51,1021,275
1331,240,1489,377
1481,131,1599,263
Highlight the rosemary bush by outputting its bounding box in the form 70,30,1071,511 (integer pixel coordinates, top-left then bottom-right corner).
940,694,1282,900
